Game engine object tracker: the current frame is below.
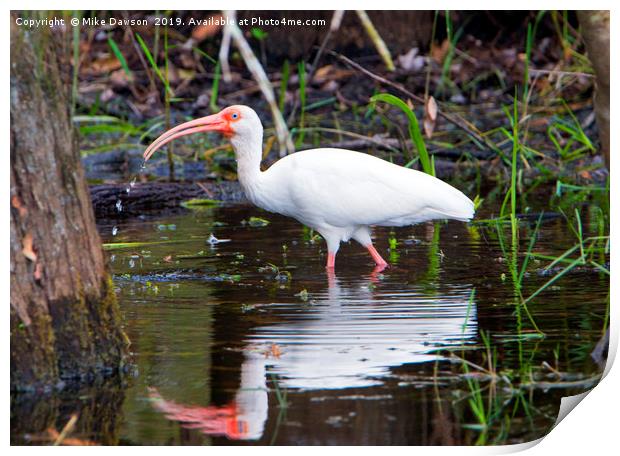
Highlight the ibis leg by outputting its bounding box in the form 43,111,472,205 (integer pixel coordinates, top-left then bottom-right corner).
367,244,388,267
352,226,389,268
326,252,336,269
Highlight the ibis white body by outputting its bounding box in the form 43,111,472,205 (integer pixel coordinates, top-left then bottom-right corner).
144,105,475,269
242,147,474,252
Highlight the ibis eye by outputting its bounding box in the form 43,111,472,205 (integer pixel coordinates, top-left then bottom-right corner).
231,112,239,119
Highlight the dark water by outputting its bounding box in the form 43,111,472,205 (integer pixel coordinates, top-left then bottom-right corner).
12,196,608,445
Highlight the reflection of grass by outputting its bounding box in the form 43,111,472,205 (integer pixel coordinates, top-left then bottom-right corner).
460,158,609,443
419,222,442,288
268,374,288,445
388,233,399,264
269,373,289,409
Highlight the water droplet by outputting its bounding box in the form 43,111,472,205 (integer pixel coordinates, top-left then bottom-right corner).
128,259,135,268
115,200,123,212
112,226,118,236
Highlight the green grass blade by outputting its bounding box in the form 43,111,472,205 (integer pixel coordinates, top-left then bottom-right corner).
193,47,218,64
135,32,173,96
518,213,543,284
108,36,132,77
279,60,290,112
210,61,221,113
371,93,434,175
523,256,584,304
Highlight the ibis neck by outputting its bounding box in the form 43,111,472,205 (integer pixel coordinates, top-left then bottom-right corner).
230,133,264,203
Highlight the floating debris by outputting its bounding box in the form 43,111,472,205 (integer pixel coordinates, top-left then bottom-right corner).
103,240,180,250
157,224,176,231
180,198,221,209
244,216,270,227
216,273,241,282
265,343,282,359
207,233,231,245
296,289,309,301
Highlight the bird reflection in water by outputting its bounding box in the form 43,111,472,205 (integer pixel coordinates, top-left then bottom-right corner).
148,269,477,441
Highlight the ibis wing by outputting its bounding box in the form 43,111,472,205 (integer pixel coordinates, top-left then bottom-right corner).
266,149,474,228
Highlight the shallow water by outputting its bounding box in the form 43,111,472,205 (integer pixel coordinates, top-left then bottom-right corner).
12,196,608,445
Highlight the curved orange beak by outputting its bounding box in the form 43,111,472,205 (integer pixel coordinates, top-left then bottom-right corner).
143,112,233,162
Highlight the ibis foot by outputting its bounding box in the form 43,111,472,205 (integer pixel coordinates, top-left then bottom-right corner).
366,245,388,268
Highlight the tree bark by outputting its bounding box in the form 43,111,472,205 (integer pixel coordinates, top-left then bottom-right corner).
577,11,610,169
10,22,128,391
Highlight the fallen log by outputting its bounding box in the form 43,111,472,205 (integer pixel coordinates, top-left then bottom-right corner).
90,181,246,217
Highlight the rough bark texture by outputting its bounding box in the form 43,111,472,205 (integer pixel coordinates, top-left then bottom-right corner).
10,22,128,391
577,11,610,169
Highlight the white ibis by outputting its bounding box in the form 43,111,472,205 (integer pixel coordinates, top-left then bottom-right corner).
143,105,474,270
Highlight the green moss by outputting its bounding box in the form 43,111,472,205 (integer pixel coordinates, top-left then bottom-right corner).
10,309,58,391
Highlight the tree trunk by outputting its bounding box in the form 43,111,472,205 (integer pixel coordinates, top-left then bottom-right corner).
10,22,128,391
577,11,610,169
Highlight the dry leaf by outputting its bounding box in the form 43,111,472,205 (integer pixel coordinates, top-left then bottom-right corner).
86,55,122,75
312,65,354,84
178,68,196,81
109,69,132,89
397,47,425,72
22,233,37,262
423,96,438,138
266,343,282,359
191,15,224,42
423,118,435,139
425,96,438,121
163,255,173,263
42,428,98,446
579,170,592,180
314,65,333,82
431,39,450,63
